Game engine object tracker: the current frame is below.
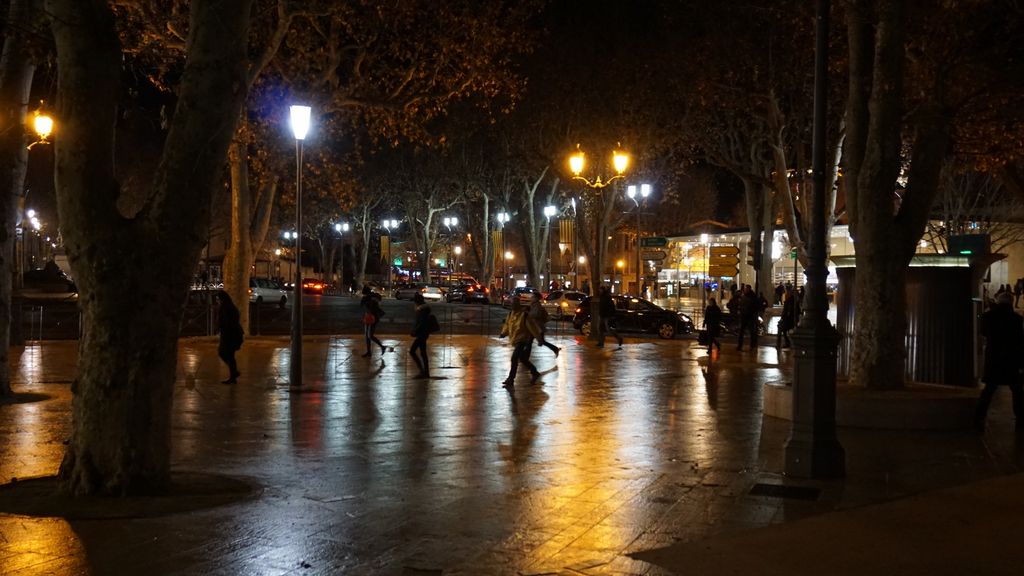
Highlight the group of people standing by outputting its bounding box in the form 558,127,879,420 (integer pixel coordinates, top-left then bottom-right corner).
700,282,802,355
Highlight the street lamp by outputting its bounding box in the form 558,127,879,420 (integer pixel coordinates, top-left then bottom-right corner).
543,205,557,288
616,259,626,293
568,144,630,188
700,233,709,311
383,219,399,294
505,251,514,290
627,183,652,296
334,222,349,290
27,110,53,150
453,245,462,273
288,104,310,390
496,211,510,294
443,216,459,281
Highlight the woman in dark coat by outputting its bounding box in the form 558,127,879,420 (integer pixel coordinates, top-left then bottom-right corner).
217,290,244,384
703,298,722,354
409,293,432,379
360,285,386,358
976,292,1024,431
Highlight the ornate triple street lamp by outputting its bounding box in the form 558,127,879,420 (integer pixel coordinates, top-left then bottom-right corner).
627,183,652,296
567,144,629,296
288,104,311,390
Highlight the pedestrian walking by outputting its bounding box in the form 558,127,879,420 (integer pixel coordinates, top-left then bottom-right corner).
703,298,723,354
409,293,432,379
528,292,560,357
776,287,797,349
595,285,623,348
500,299,542,389
216,290,244,384
360,285,387,359
975,291,1024,432
1014,278,1023,308
736,285,759,351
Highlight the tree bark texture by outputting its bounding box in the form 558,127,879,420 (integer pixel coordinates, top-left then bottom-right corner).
50,0,252,495
0,0,39,397
844,0,950,390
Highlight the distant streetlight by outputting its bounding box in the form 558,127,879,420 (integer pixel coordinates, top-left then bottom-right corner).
496,211,510,294
289,104,311,390
443,216,459,279
383,219,399,294
543,205,557,287
27,110,53,150
453,245,462,271
627,184,652,295
616,259,626,293
335,222,349,289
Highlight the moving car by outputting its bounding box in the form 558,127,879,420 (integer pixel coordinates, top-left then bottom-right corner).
572,294,694,339
249,277,288,306
302,278,325,295
446,283,490,303
394,283,444,301
542,290,587,319
501,286,539,308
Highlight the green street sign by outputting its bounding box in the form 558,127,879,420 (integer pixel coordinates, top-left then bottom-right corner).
640,236,668,248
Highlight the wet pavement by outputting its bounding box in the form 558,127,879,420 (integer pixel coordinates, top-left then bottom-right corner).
2,333,1023,575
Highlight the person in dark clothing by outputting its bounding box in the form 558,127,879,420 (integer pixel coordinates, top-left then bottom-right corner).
217,290,244,384
776,287,797,349
360,286,387,358
703,298,723,354
737,285,759,351
528,292,560,357
1015,278,1023,308
975,292,1024,431
596,285,623,348
409,293,431,379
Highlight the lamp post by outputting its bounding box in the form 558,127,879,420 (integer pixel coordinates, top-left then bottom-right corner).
334,222,349,291
453,245,462,274
616,260,625,293
700,233,709,312
289,104,311,390
627,183,651,296
784,0,844,478
543,205,556,289
567,144,629,295
443,216,458,282
505,251,514,290
382,219,399,295
496,212,510,294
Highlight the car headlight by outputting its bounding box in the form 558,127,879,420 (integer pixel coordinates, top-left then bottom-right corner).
679,313,692,323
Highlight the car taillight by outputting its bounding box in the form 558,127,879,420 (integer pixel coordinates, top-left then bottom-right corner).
484,287,490,293
467,287,475,293
575,307,582,314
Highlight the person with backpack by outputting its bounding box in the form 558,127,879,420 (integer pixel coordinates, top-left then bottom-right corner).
360,285,387,359
500,299,542,389
528,292,560,357
409,292,435,379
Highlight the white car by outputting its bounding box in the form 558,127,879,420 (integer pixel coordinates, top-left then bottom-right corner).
395,284,445,302
249,277,288,306
543,290,587,319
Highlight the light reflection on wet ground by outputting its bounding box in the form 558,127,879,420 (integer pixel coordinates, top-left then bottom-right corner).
1,335,1022,574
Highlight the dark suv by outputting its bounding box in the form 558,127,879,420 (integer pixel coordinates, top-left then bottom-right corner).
572,294,694,339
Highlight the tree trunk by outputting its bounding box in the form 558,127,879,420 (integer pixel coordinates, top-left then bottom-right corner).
223,141,253,330
50,0,252,495
0,0,39,398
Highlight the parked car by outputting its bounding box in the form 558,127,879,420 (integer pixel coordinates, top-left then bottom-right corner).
394,283,444,301
572,294,694,339
447,283,490,303
249,277,288,306
501,286,539,308
542,290,587,319
302,278,325,295
21,266,77,298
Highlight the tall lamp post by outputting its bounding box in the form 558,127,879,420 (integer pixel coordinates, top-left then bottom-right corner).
443,216,458,282
334,221,349,291
383,219,399,294
567,144,629,295
289,104,311,390
627,183,651,296
543,205,556,288
700,233,709,311
496,211,510,294
784,0,844,478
